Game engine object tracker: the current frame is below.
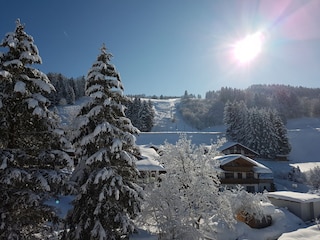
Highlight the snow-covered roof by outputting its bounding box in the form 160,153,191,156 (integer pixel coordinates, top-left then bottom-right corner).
136,145,165,172
266,191,320,203
214,154,272,174
136,159,165,171
218,141,259,155
139,145,160,159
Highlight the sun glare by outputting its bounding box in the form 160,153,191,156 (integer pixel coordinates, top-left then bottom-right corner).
233,32,264,64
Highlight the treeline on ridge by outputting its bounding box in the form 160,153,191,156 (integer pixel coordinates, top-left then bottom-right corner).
179,85,320,130
45,73,320,131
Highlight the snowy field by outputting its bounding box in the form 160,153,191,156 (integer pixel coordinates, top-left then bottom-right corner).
57,98,320,240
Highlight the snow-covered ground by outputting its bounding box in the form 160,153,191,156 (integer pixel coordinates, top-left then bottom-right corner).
57,97,320,240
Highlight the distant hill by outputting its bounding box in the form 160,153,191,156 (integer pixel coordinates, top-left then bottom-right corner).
49,76,320,131
179,84,320,130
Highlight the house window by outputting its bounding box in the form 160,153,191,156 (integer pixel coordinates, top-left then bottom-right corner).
246,172,254,179
225,172,234,179
238,173,242,179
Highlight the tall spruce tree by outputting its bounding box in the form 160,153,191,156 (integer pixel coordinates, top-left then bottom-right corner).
223,100,236,140
146,99,155,131
0,19,73,239
270,109,291,156
65,44,143,240
243,107,261,152
139,101,153,132
224,100,247,142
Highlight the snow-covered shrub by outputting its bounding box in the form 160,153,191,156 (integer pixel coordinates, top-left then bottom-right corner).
288,166,305,183
307,166,320,189
222,186,271,228
138,135,234,239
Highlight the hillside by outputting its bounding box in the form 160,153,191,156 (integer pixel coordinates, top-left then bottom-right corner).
58,98,320,165
56,97,320,239
136,98,226,145
147,98,193,132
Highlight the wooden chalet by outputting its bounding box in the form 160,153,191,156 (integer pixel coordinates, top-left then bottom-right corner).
214,154,274,192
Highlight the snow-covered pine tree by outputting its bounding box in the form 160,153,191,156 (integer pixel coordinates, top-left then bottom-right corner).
259,108,278,158
64,44,143,240
243,107,271,157
235,101,247,143
138,101,152,132
125,97,140,130
223,100,247,142
270,109,291,156
146,99,155,131
224,100,236,140
0,19,74,239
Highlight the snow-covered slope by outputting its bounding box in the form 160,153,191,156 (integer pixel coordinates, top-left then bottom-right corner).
148,97,225,132
148,98,180,132
56,98,320,240
55,96,91,126
57,98,320,166
287,117,320,164
137,98,226,145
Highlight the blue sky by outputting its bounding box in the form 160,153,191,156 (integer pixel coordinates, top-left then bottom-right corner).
1,0,320,97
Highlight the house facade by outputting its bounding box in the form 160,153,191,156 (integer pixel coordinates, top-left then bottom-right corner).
214,154,274,192
219,142,259,159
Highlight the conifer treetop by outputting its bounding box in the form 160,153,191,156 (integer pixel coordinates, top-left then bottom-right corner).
86,44,124,99
1,19,42,66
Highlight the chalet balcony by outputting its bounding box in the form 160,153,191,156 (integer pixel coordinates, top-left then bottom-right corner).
220,178,273,185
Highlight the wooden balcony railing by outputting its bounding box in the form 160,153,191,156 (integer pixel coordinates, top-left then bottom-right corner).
220,178,273,184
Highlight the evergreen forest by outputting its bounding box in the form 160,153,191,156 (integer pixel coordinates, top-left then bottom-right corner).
179,85,320,130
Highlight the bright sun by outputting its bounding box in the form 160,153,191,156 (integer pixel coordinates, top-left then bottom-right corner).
233,32,264,64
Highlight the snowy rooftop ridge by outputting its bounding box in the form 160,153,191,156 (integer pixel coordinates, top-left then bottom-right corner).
214,154,272,174
136,145,165,172
266,191,320,203
218,141,259,155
